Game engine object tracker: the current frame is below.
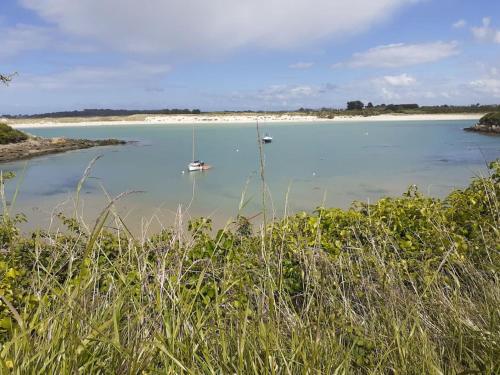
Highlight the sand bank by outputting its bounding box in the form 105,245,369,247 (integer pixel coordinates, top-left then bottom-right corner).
7,113,484,129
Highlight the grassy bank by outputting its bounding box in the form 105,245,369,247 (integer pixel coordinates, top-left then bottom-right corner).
464,112,500,135
479,112,500,126
0,123,27,145
0,123,127,163
0,161,499,373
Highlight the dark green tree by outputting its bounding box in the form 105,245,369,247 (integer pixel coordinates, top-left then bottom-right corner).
347,101,364,110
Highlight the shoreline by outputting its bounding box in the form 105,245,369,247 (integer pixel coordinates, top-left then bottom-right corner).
7,113,485,129
464,124,500,135
0,137,127,163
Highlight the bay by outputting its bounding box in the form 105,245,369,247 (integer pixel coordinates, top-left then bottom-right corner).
2,119,499,235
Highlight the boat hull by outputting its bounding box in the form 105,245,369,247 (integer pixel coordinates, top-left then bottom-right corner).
188,163,212,171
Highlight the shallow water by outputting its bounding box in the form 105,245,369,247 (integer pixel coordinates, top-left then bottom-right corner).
2,120,499,235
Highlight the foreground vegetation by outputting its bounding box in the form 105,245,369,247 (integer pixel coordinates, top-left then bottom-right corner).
0,161,499,373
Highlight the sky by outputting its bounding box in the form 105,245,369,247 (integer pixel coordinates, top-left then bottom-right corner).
0,0,499,114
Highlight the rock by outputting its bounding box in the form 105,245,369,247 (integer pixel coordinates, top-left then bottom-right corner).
464,112,500,135
51,137,67,144
0,137,127,163
464,124,500,134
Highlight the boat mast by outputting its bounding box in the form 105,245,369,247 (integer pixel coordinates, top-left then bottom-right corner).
192,124,195,161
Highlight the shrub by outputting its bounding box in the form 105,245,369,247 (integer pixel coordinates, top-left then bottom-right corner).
0,123,28,144
478,112,500,126
0,160,498,373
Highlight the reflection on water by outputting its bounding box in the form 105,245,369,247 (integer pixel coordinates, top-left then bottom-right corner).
1,119,499,235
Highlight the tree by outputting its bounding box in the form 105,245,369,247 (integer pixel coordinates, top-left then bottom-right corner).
0,73,16,85
367,102,374,108
347,100,364,110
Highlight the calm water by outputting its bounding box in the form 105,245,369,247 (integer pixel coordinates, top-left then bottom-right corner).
2,120,499,234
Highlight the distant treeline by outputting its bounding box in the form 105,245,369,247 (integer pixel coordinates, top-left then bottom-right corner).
297,102,500,118
3,108,202,119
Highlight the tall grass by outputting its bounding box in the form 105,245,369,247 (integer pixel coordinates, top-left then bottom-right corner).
0,160,499,373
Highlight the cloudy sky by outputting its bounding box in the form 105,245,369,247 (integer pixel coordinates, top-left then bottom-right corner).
0,0,499,114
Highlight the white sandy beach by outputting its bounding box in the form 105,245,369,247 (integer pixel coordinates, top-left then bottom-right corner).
7,113,484,129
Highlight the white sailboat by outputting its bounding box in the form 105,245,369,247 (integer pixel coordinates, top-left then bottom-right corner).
188,125,211,172
262,133,273,143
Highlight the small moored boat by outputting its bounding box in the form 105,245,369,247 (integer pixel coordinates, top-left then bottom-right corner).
188,160,211,171
262,134,273,143
187,125,212,172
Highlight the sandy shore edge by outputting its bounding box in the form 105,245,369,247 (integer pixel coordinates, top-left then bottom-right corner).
7,113,484,129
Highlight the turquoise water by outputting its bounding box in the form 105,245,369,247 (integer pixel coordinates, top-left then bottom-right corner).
2,120,499,234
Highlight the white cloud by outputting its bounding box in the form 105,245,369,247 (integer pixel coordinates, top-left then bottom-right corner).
289,62,314,69
12,62,172,90
337,41,459,68
452,19,466,29
0,24,52,58
344,73,475,105
228,83,337,108
471,17,500,44
20,0,418,54
470,78,500,98
380,87,400,101
380,73,416,86
370,74,417,101
260,85,320,101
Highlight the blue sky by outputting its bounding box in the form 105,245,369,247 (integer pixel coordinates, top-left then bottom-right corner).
0,0,499,114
